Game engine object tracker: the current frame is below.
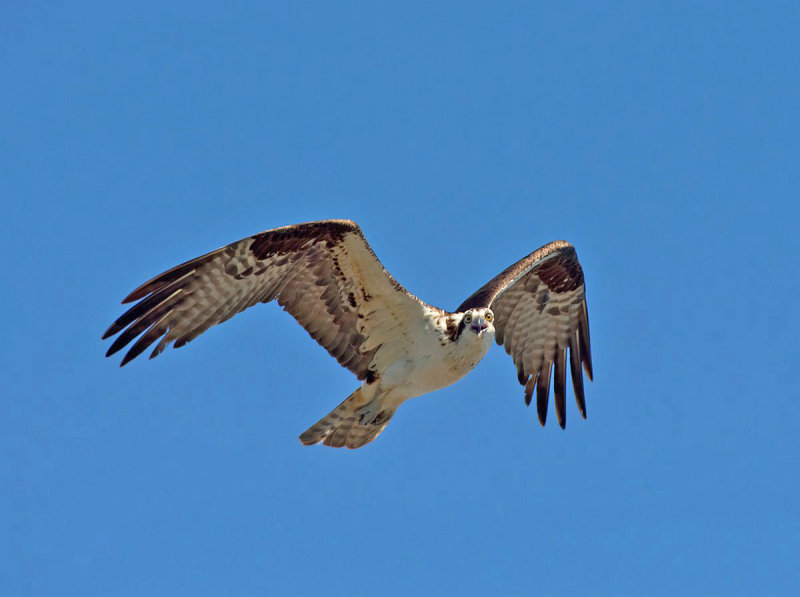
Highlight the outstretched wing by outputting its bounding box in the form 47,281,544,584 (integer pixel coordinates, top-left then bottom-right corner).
103,219,432,380
457,241,593,428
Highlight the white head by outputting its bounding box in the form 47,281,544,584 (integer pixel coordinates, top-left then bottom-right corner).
461,308,495,339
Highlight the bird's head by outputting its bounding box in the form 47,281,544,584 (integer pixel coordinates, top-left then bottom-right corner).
461,308,495,338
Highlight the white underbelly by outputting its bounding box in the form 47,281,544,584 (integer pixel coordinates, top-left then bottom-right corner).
380,332,493,399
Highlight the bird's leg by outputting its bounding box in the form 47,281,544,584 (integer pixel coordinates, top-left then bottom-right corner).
355,398,387,426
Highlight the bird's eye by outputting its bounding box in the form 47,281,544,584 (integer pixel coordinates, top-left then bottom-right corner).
464,313,473,324
485,311,493,322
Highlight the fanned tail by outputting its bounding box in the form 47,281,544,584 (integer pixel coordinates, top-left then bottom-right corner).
299,388,396,449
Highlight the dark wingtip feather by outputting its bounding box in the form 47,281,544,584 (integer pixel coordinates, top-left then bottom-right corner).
524,374,534,407
536,389,548,426
104,294,180,361
580,301,593,381
104,282,187,346
553,349,567,429
149,341,167,360
537,407,547,426
583,357,594,382
517,366,528,386
122,288,148,304
123,271,181,304
121,249,220,304
102,311,139,339
536,362,552,426
119,314,170,366
569,337,587,419
106,329,136,358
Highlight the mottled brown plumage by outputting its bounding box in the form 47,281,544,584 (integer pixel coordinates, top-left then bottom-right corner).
104,219,594,447
104,219,422,377
458,241,592,428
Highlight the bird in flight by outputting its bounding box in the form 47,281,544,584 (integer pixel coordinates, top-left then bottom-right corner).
104,220,593,449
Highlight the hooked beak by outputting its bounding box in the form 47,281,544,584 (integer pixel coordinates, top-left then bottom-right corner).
470,316,488,335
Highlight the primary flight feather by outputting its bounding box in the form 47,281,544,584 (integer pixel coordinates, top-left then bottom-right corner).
104,219,593,448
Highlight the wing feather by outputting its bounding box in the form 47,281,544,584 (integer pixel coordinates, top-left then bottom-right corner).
457,241,592,427
120,312,172,366
553,346,567,429
104,220,433,379
535,362,552,425
569,331,586,418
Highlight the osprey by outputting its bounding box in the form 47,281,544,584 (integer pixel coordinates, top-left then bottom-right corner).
104,220,593,449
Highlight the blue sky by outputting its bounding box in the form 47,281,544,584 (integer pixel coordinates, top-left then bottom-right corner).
3,2,799,595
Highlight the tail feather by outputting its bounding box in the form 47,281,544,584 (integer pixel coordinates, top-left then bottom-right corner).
299,389,396,449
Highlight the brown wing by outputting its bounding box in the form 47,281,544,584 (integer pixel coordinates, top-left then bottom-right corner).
457,241,593,428
103,219,431,378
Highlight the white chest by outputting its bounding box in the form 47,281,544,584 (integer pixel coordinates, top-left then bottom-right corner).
380,312,494,399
